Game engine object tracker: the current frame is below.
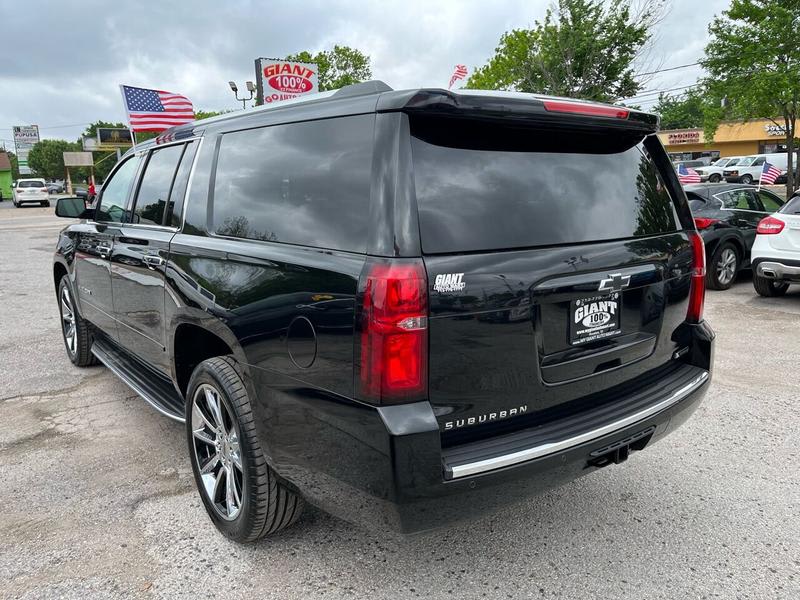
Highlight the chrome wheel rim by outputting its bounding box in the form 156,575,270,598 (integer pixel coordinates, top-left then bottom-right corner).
60,286,77,356
191,384,244,521
716,248,737,285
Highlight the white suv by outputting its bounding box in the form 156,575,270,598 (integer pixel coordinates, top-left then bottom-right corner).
13,178,50,207
751,194,800,296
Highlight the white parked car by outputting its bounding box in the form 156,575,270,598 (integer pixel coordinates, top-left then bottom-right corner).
13,178,50,208
723,153,798,185
751,193,800,296
694,156,743,183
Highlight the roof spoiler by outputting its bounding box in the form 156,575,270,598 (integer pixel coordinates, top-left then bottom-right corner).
332,80,393,99
381,89,660,132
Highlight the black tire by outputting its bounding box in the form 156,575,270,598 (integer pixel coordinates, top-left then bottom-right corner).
57,276,98,366
707,242,740,290
186,356,303,543
709,173,722,183
740,174,753,185
753,274,789,297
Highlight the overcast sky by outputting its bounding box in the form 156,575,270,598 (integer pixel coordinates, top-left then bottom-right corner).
0,0,729,148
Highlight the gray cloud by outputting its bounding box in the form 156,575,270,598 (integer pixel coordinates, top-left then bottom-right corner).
0,0,729,147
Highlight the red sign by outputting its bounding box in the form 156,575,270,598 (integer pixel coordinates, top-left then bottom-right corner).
257,59,319,104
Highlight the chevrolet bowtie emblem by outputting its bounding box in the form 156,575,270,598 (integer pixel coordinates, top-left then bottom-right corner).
598,273,631,293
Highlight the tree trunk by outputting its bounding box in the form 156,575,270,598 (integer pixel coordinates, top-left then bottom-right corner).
785,113,796,198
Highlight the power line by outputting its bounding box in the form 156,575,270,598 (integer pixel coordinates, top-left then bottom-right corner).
624,83,700,102
0,122,90,132
635,62,700,78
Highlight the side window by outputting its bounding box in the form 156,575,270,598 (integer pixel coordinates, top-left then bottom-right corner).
212,115,374,252
752,157,765,166
717,190,759,211
167,141,198,227
757,191,783,213
97,157,140,223
686,192,707,212
131,144,185,225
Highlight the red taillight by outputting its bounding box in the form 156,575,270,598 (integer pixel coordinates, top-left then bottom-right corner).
687,232,706,324
693,217,719,230
359,260,428,404
756,216,785,235
542,99,629,119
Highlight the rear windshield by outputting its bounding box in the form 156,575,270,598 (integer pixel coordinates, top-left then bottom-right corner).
411,118,679,254
18,180,45,188
780,196,800,214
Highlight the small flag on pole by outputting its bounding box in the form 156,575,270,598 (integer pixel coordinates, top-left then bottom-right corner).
759,161,781,186
677,163,701,184
120,85,195,132
448,65,468,89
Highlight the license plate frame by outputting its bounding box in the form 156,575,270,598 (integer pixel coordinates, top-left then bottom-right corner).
569,292,621,345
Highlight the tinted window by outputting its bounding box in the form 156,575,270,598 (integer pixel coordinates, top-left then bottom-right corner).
411,120,679,253
757,191,783,213
97,157,139,222
752,157,765,166
717,190,759,211
739,157,756,166
212,115,373,252
780,196,800,214
686,192,707,212
132,144,184,225
168,141,197,227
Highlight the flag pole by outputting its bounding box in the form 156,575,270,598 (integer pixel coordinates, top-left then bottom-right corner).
757,168,762,192
119,84,136,153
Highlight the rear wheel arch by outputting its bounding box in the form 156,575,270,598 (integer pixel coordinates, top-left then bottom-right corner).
171,322,251,398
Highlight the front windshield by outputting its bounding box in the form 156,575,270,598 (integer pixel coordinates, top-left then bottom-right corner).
738,156,756,166
712,158,728,166
726,158,741,166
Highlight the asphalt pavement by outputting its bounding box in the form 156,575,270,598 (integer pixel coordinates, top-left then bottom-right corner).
0,208,797,599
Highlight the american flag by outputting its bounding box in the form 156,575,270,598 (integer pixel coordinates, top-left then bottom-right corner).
760,162,782,185
120,85,195,132
449,64,468,89
677,163,701,184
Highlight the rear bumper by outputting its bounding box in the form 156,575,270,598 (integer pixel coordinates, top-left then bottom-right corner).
753,257,800,282
259,322,714,534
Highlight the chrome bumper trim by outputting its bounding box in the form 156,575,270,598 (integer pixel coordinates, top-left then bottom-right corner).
756,261,800,279
448,370,709,479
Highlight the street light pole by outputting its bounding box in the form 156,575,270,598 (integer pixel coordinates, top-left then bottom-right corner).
228,81,255,109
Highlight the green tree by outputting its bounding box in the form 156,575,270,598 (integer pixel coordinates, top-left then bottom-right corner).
701,0,800,194
5,151,20,180
286,45,372,91
652,90,706,130
466,0,664,102
27,139,82,180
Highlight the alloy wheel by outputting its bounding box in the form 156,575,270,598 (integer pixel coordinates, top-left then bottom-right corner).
716,248,737,286
60,286,77,356
191,383,244,521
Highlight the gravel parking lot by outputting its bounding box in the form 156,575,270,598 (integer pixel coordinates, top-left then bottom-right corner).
0,207,797,600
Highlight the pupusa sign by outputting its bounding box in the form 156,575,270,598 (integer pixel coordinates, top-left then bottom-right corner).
255,58,319,104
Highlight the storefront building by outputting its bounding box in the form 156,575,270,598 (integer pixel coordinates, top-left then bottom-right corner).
659,119,792,162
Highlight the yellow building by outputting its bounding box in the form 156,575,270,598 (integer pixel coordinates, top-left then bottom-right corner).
659,119,790,161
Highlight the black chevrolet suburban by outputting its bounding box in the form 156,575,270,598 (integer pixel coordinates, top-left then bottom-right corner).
52,82,714,542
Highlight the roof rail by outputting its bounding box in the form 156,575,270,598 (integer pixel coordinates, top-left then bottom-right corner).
332,80,393,99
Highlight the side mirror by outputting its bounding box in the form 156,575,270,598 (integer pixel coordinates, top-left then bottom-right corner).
55,196,92,219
